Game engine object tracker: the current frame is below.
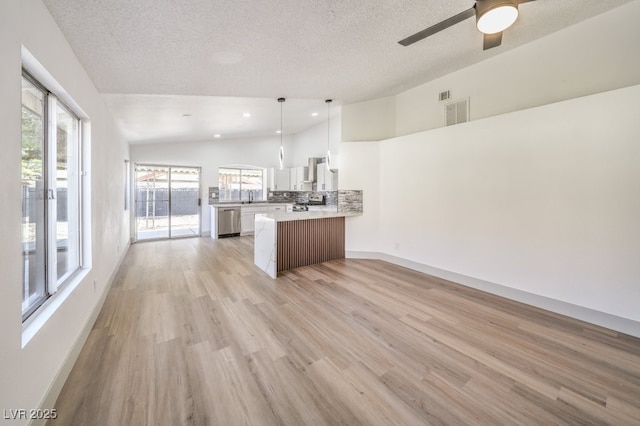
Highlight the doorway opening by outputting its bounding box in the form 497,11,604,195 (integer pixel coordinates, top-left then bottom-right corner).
134,164,201,241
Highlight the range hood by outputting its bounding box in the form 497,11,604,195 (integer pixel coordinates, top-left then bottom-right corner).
304,157,323,182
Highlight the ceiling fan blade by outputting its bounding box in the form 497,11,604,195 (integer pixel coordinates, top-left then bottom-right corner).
398,7,475,46
483,32,503,50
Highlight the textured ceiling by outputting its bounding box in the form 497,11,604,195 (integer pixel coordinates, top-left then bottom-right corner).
102,95,342,144
42,0,632,143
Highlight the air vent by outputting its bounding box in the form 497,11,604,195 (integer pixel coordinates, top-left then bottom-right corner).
445,98,469,126
439,90,451,101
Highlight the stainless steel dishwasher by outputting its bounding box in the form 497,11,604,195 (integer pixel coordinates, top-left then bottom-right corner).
217,207,241,237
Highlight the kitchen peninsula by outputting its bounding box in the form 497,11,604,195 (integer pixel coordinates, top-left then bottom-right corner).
254,211,359,278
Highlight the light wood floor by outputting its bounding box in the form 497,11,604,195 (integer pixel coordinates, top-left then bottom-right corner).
52,236,640,425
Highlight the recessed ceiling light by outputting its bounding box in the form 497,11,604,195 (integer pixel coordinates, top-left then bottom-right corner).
311,112,319,117
242,112,251,118
214,134,221,138
276,130,282,134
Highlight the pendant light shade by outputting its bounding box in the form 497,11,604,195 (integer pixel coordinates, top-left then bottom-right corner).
277,97,285,170
476,0,519,35
325,99,332,171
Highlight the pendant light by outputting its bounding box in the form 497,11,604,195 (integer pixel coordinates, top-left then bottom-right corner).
278,97,285,170
325,99,332,171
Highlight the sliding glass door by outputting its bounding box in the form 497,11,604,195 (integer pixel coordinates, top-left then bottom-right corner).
169,167,201,237
134,164,201,241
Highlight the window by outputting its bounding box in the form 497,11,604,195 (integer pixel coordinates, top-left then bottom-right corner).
219,167,265,201
21,71,83,321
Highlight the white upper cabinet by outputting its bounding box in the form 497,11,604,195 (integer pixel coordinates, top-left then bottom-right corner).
269,168,291,191
316,166,338,191
289,166,309,191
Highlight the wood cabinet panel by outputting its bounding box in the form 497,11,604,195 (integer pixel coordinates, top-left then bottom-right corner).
276,217,345,272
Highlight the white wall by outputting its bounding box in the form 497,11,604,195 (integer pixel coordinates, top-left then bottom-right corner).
341,96,396,141
0,0,130,421
340,1,640,335
338,142,380,253
130,135,294,235
379,85,640,325
292,111,342,167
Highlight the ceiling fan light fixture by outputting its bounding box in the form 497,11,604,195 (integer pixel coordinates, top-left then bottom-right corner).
476,0,519,34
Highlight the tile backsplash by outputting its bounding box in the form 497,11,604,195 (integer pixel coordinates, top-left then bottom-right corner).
208,187,219,204
337,190,363,213
268,190,338,207
267,190,363,213
267,191,296,204
210,188,363,213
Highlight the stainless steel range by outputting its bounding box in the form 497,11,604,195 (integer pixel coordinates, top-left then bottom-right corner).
308,193,325,205
293,193,325,212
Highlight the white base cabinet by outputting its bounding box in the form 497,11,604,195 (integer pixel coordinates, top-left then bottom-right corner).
240,204,289,235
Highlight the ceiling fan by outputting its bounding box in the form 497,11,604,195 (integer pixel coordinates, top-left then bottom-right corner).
399,0,536,50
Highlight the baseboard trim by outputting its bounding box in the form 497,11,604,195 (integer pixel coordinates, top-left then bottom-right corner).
346,250,640,338
32,242,131,425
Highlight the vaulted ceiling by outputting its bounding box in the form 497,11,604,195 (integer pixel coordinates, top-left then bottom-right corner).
42,0,632,143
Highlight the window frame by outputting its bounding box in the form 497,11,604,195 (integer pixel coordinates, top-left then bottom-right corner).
218,167,266,202
21,71,48,320
21,69,84,322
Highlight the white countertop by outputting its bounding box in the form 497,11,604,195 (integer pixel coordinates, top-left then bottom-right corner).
256,211,361,222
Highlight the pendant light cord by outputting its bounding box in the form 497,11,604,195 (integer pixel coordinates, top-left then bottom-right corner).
326,99,332,171
278,97,285,170
327,101,330,150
